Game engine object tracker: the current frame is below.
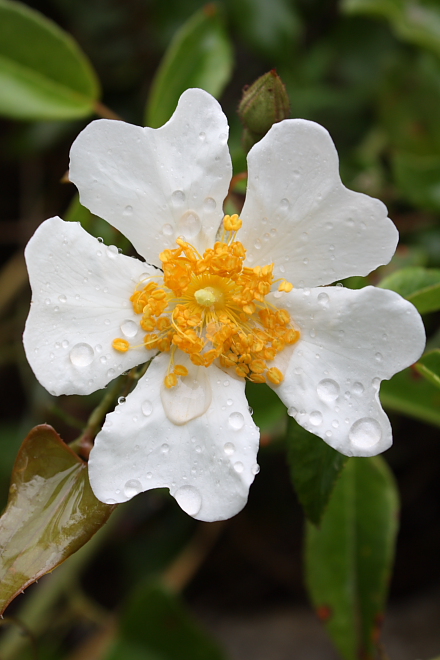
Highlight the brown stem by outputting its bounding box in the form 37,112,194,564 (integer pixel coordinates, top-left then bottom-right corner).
93,101,124,121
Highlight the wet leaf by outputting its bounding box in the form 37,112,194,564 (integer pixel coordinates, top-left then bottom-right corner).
145,4,233,128
104,580,228,660
379,266,440,313
0,425,115,615
380,367,440,427
305,457,399,660
287,418,347,525
415,349,440,389
0,0,99,120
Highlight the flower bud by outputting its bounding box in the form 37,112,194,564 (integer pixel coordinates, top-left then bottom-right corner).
238,70,290,152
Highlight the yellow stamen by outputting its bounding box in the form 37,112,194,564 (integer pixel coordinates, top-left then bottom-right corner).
112,338,130,352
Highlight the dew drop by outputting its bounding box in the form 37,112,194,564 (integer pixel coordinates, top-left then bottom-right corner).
332,419,339,428
177,211,201,239
96,250,102,257
97,237,104,243
120,319,138,338
107,245,118,258
199,131,206,140
375,352,383,362
142,400,153,416
317,379,340,402
100,356,107,364
229,412,245,430
107,368,115,378
349,418,382,450
254,239,262,250
69,343,94,367
317,292,329,308
223,379,230,387
224,442,235,455
161,443,169,454
251,463,260,475
227,399,233,406
309,410,323,426
124,479,142,498
288,406,297,416
58,294,67,303
325,430,332,438
123,205,133,216
203,197,216,211
174,485,202,516
146,472,152,479
162,223,174,236
233,461,244,474
195,445,202,454
62,340,69,349
280,198,290,211
118,396,126,405
171,189,186,205
372,377,380,390
353,382,364,395
44,298,51,305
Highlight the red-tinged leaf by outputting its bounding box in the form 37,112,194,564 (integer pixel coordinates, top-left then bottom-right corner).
0,424,115,615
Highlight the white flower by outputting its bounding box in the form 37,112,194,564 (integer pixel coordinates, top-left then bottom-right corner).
23,88,425,522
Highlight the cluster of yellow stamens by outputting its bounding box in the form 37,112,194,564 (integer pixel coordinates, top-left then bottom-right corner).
112,214,299,388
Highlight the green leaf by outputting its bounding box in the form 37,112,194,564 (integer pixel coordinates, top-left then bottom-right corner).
0,0,99,120
379,266,440,313
415,349,440,389
0,424,115,615
104,581,228,660
286,418,348,525
305,457,399,660
145,4,233,128
380,367,440,427
341,0,440,58
393,151,440,212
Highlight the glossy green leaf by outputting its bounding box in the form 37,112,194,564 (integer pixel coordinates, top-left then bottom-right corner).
380,367,440,427
305,457,399,660
341,0,440,58
415,349,440,389
145,4,233,128
0,0,99,120
286,418,347,525
379,266,440,313
104,581,228,660
0,424,115,615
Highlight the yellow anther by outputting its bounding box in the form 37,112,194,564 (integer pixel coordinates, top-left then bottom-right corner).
174,364,188,377
267,367,284,385
165,372,178,388
112,338,130,352
278,280,293,292
250,359,266,374
223,214,243,232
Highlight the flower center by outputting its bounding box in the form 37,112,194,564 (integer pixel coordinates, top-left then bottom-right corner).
112,214,300,388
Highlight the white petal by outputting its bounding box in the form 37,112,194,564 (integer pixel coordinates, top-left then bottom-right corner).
268,286,425,456
23,217,157,396
70,89,232,264
88,352,260,521
240,120,398,287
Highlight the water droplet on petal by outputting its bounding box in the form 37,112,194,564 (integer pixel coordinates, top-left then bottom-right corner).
224,442,235,455
107,245,118,258
227,399,233,406
349,418,382,450
162,367,212,425
162,223,174,236
161,444,169,454
288,406,297,416
309,410,323,426
70,343,94,367
120,319,138,338
372,377,380,390
353,382,364,395
317,292,329,308
172,190,186,205
124,479,142,498
375,352,383,362
97,237,104,243
233,461,244,474
254,239,262,250
142,400,153,416
229,412,244,430
123,205,133,216
251,463,260,475
280,198,290,211
107,368,115,378
58,294,67,303
96,250,102,257
177,211,201,239
62,340,69,349
174,485,202,516
317,379,340,402
118,396,126,404
203,197,216,211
